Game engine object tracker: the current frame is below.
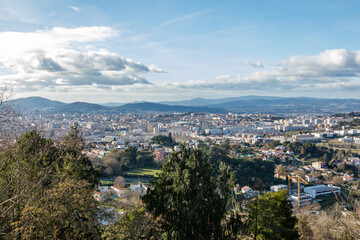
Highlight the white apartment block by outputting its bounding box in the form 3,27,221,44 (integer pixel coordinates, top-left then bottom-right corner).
304,185,340,198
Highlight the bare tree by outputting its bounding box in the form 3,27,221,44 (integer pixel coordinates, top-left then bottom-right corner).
114,176,126,188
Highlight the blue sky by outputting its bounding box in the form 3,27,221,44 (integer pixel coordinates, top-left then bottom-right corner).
1,0,360,102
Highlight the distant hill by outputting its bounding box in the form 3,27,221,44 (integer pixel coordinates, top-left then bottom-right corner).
160,95,284,106
9,96,360,115
25,99,224,114
49,102,111,114
209,97,360,114
9,96,66,111
101,102,125,107
115,102,224,113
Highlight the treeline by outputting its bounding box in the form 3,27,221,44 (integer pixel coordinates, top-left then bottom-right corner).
266,140,359,163
334,118,360,130
197,142,275,189
91,147,156,177
332,112,360,118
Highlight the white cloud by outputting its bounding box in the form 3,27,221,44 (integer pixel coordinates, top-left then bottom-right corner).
107,49,360,94
0,26,163,91
180,49,360,91
69,6,80,12
242,61,264,68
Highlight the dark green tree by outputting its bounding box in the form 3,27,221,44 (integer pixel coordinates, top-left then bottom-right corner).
0,129,100,238
151,134,174,146
59,125,99,186
248,190,299,240
142,147,234,240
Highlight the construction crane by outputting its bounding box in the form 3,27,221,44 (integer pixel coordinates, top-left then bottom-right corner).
287,175,309,207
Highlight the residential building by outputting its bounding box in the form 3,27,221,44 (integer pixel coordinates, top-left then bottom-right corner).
312,161,325,170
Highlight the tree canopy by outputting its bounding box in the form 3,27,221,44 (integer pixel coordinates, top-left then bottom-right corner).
151,134,175,146
248,190,299,240
142,147,234,240
0,127,100,239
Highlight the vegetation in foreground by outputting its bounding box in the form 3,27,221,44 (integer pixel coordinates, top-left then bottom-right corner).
1,127,359,239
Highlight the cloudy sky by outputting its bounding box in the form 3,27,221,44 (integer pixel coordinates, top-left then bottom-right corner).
1,0,360,103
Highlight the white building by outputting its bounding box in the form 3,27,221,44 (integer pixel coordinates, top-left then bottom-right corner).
111,186,126,197
304,185,340,198
289,193,312,207
270,184,288,192
131,183,148,196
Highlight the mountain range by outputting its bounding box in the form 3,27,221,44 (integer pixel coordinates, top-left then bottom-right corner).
9,96,360,115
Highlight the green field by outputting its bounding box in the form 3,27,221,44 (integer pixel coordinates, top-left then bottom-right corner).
100,180,114,185
125,167,161,177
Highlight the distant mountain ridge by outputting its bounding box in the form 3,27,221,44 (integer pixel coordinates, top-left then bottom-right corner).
11,97,223,114
10,96,66,111
159,95,285,106
9,96,360,115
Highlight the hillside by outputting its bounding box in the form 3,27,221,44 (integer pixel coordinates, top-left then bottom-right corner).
9,96,360,115
10,96,66,111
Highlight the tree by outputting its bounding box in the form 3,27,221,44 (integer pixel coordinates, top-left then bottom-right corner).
332,176,343,186
59,125,99,186
142,147,234,240
102,205,163,240
114,176,126,188
296,215,313,240
248,190,299,240
11,179,101,240
0,87,21,144
275,165,286,176
151,135,174,146
0,129,99,237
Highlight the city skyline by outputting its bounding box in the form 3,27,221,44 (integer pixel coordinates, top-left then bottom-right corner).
1,0,360,102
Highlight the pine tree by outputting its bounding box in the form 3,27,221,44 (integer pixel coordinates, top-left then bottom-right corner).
142,147,234,240
248,190,299,240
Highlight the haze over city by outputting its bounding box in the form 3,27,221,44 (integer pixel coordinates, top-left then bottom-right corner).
1,0,360,102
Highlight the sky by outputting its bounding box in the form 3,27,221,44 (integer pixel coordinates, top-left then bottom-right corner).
1,0,360,103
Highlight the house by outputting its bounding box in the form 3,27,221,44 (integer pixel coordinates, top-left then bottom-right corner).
93,191,105,201
270,184,288,192
111,185,126,197
343,175,354,182
305,174,318,183
241,186,251,193
312,161,325,171
348,157,360,166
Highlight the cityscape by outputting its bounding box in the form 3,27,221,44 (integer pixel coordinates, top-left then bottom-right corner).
1,1,360,239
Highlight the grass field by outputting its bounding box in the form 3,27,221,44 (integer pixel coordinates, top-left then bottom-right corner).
125,167,161,177
100,180,114,185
